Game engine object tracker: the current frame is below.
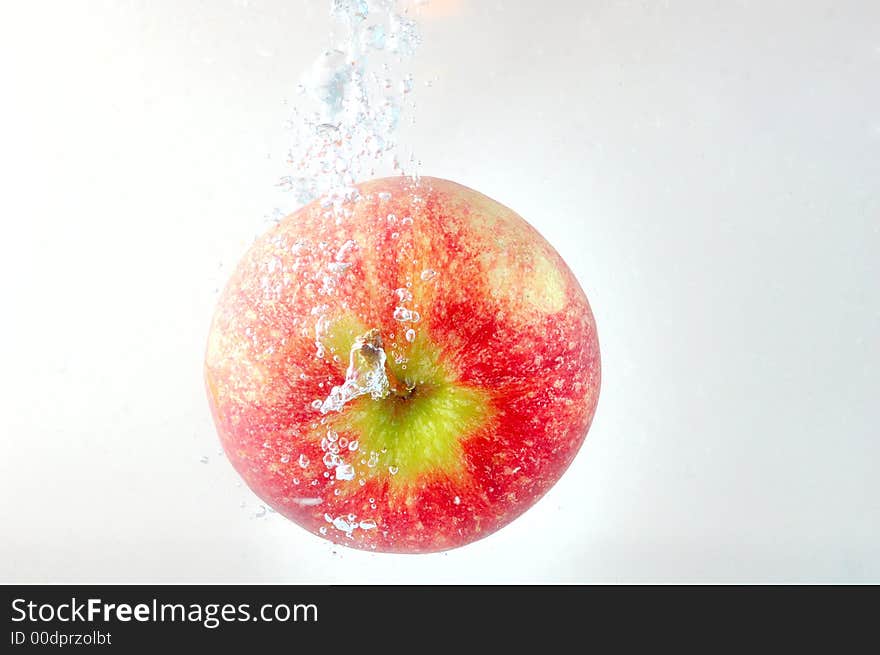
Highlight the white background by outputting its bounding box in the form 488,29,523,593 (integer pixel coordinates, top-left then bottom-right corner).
1,0,878,583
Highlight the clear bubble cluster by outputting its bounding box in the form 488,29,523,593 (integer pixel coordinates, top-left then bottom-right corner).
279,0,421,215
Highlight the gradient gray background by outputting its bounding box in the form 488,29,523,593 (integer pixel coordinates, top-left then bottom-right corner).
1,0,878,582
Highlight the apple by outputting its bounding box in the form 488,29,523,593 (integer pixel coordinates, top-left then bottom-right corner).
204,176,600,553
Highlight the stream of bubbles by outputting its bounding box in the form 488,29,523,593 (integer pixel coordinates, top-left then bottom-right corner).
279,0,421,216
274,1,426,535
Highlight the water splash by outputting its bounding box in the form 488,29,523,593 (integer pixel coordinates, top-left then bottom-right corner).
280,0,421,215
319,329,391,413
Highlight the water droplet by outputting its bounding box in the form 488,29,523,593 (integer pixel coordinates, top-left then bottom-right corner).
319,526,328,535
298,454,310,468
453,496,461,505
359,520,377,530
292,477,300,485
280,454,290,464
348,440,359,452
420,268,438,281
405,329,416,342
395,287,413,303
388,465,399,475
338,437,349,449
311,399,323,410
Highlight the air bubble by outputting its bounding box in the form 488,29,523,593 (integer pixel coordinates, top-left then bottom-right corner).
332,516,354,533
348,440,359,452
388,465,399,475
365,23,386,49
199,455,209,464
280,454,290,464
393,306,414,322
335,464,356,480
420,268,438,281
298,454,310,468
405,329,416,342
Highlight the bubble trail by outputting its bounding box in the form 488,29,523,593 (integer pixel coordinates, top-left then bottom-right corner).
280,0,421,215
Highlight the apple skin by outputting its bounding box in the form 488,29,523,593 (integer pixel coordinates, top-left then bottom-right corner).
205,176,600,553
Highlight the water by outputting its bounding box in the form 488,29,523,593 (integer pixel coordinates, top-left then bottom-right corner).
319,329,392,413
250,2,437,541
280,0,421,214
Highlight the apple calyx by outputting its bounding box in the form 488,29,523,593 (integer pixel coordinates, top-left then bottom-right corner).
354,328,415,400
320,327,413,414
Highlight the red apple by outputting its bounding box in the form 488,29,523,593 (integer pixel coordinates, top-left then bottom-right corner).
205,176,600,553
